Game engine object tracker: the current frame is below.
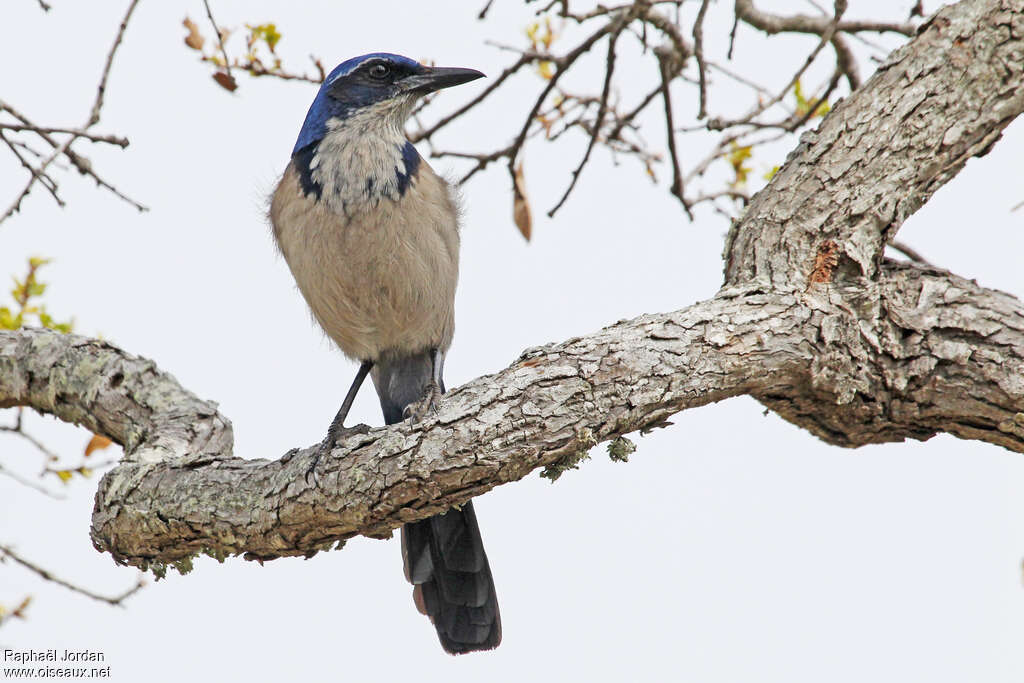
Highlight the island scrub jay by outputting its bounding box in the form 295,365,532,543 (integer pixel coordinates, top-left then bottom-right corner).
268,54,499,654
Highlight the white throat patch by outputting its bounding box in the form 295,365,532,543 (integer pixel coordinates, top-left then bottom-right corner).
310,98,418,216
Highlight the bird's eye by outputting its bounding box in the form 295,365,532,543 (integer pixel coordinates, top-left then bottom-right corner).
368,64,391,80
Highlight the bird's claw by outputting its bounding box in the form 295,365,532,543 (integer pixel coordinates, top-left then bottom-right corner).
305,423,371,486
403,381,441,423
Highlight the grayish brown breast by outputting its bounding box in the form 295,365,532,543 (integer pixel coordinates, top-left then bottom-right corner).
269,159,459,362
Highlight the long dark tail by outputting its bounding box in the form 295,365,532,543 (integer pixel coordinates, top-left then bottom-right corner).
372,351,501,654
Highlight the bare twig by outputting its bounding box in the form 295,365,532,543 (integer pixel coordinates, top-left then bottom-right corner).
0,135,76,224
657,47,692,219
705,59,776,99
43,458,120,479
88,0,142,128
1,409,61,464
0,545,144,607
728,9,741,59
0,0,145,225
783,68,841,131
888,240,932,266
0,131,63,206
202,0,233,85
693,0,712,119
408,0,914,225
831,33,862,90
506,17,623,207
710,0,848,131
410,55,532,144
436,145,517,185
232,60,322,84
0,125,129,147
2,101,105,176
0,463,65,500
479,0,497,19
548,19,626,217
734,0,915,37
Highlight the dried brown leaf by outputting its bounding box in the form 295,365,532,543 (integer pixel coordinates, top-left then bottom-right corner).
84,433,113,457
13,596,32,619
212,71,238,92
183,17,204,51
513,162,532,242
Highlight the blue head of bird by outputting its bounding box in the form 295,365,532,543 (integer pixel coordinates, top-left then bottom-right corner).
292,53,484,157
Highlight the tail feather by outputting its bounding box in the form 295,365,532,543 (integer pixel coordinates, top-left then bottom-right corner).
404,503,501,653
373,351,502,655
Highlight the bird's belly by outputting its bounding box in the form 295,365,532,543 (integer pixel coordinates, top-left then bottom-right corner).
271,172,458,361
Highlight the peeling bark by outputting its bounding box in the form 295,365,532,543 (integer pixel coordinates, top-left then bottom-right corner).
1,0,1022,572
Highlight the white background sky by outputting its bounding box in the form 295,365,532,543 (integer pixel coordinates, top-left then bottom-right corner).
2,1,1023,681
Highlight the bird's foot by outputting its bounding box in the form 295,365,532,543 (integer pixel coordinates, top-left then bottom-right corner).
305,423,371,486
403,381,442,423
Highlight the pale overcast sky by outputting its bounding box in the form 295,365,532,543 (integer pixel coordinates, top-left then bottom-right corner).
2,1,1023,681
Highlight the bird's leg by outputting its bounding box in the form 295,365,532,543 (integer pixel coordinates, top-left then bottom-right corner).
306,360,373,485
324,360,374,444
403,348,443,422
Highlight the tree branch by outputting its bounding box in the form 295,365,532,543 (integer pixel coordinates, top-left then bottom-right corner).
725,0,1024,287
0,0,1020,576
3,259,1024,569
0,0,146,225
0,545,144,606
734,0,918,36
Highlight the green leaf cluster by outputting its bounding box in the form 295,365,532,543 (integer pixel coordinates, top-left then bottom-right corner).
794,79,831,119
0,257,73,333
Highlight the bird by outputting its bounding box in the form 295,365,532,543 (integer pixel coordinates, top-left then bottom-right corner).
268,53,500,655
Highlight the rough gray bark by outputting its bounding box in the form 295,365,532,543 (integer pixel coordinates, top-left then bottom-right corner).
1,0,1022,573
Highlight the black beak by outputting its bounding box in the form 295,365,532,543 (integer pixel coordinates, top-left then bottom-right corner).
401,66,485,94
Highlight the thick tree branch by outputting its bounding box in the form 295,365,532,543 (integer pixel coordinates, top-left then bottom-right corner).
0,0,1021,574
725,0,1024,287
2,258,1024,568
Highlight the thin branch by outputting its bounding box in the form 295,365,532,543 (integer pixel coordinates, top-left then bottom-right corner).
506,17,624,207
705,59,776,99
434,144,516,184
202,0,233,86
0,135,76,224
888,240,932,266
734,0,916,37
88,0,141,128
693,0,712,119
657,48,692,219
410,54,532,144
44,457,120,478
0,463,66,500
0,130,64,206
608,83,663,141
0,545,144,606
478,0,497,19
0,414,61,464
0,0,145,225
728,8,741,59
831,33,862,90
0,125,129,148
783,68,841,131
547,20,626,217
710,0,848,131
